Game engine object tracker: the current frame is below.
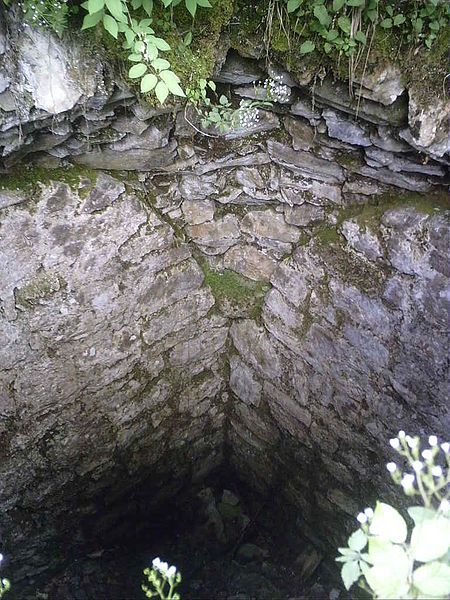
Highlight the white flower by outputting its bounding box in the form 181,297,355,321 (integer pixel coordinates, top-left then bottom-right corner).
421,449,433,461
166,566,177,578
441,442,449,453
429,435,438,446
431,466,443,477
364,507,374,519
357,512,368,524
0,554,3,563
439,499,450,514
401,473,415,489
152,557,169,574
412,460,423,472
386,462,397,473
389,438,400,449
398,430,406,438
406,436,418,449
1,579,7,586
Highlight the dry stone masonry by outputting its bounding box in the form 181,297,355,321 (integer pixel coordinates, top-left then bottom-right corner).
0,8,449,589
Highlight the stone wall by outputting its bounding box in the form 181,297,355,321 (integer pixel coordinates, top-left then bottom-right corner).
0,9,449,584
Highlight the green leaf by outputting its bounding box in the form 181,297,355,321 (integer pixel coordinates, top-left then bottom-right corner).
87,0,104,14
324,42,332,53
314,4,331,26
380,17,393,28
337,15,351,34
332,0,345,11
414,17,423,32
185,0,197,17
146,43,158,61
128,53,142,61
81,10,103,29
341,561,361,591
183,31,192,46
386,5,393,16
151,58,171,71
287,0,301,13
219,94,229,106
105,0,126,21
413,561,450,597
140,73,158,93
429,20,440,31
196,0,211,6
142,0,153,16
354,30,366,43
407,506,436,525
348,529,367,552
326,29,339,41
410,516,450,562
207,80,216,91
128,63,147,78
347,0,365,5
159,70,185,96
103,14,118,38
153,37,171,51
131,0,142,8
155,80,169,104
363,545,410,599
393,14,406,26
299,40,315,54
369,502,407,544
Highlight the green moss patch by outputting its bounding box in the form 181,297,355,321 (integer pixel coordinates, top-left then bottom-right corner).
0,165,98,196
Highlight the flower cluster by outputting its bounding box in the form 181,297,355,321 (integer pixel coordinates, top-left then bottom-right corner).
237,104,260,129
17,0,69,36
152,557,177,579
263,75,290,103
386,432,449,506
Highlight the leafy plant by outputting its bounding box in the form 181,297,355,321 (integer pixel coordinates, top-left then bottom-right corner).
0,554,10,598
336,433,450,599
3,0,70,36
142,558,181,599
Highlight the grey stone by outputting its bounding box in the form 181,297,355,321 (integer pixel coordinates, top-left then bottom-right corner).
182,199,215,225
229,355,262,406
223,244,277,281
323,109,371,147
195,152,270,175
341,219,383,261
241,210,299,243
179,174,217,200
186,215,240,253
111,115,149,135
223,109,280,139
268,140,345,184
370,125,411,153
109,125,170,151
290,97,321,122
72,140,177,170
270,263,309,307
355,165,431,192
407,88,450,156
230,319,282,381
364,147,445,176
352,64,405,105
284,116,316,151
215,51,264,85
264,381,312,434
284,204,325,227
81,173,125,214
168,326,228,366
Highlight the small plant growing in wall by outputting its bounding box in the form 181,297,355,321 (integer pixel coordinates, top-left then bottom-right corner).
337,433,450,599
142,557,181,599
0,554,10,598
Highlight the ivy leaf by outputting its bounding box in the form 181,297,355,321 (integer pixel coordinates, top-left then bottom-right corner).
142,0,153,16
128,63,147,78
160,70,185,96
337,15,351,34
369,502,407,544
105,0,126,21
299,40,315,54
410,516,450,562
380,17,393,28
81,10,103,29
332,0,345,11
413,561,450,597
314,5,331,26
140,73,158,93
393,13,406,26
155,80,169,104
103,14,118,38
185,0,197,17
341,561,361,591
287,0,301,13
87,0,104,14
348,529,367,552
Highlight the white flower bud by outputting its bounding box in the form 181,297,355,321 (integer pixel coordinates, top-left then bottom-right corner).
406,436,418,449
412,460,423,472
357,512,368,524
386,462,397,473
421,449,433,460
429,435,438,446
167,566,176,578
398,430,406,438
364,507,374,519
439,499,450,514
401,473,415,489
389,438,400,449
441,442,449,453
431,466,442,477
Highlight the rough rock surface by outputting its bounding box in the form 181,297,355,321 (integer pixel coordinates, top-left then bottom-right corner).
0,11,449,592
